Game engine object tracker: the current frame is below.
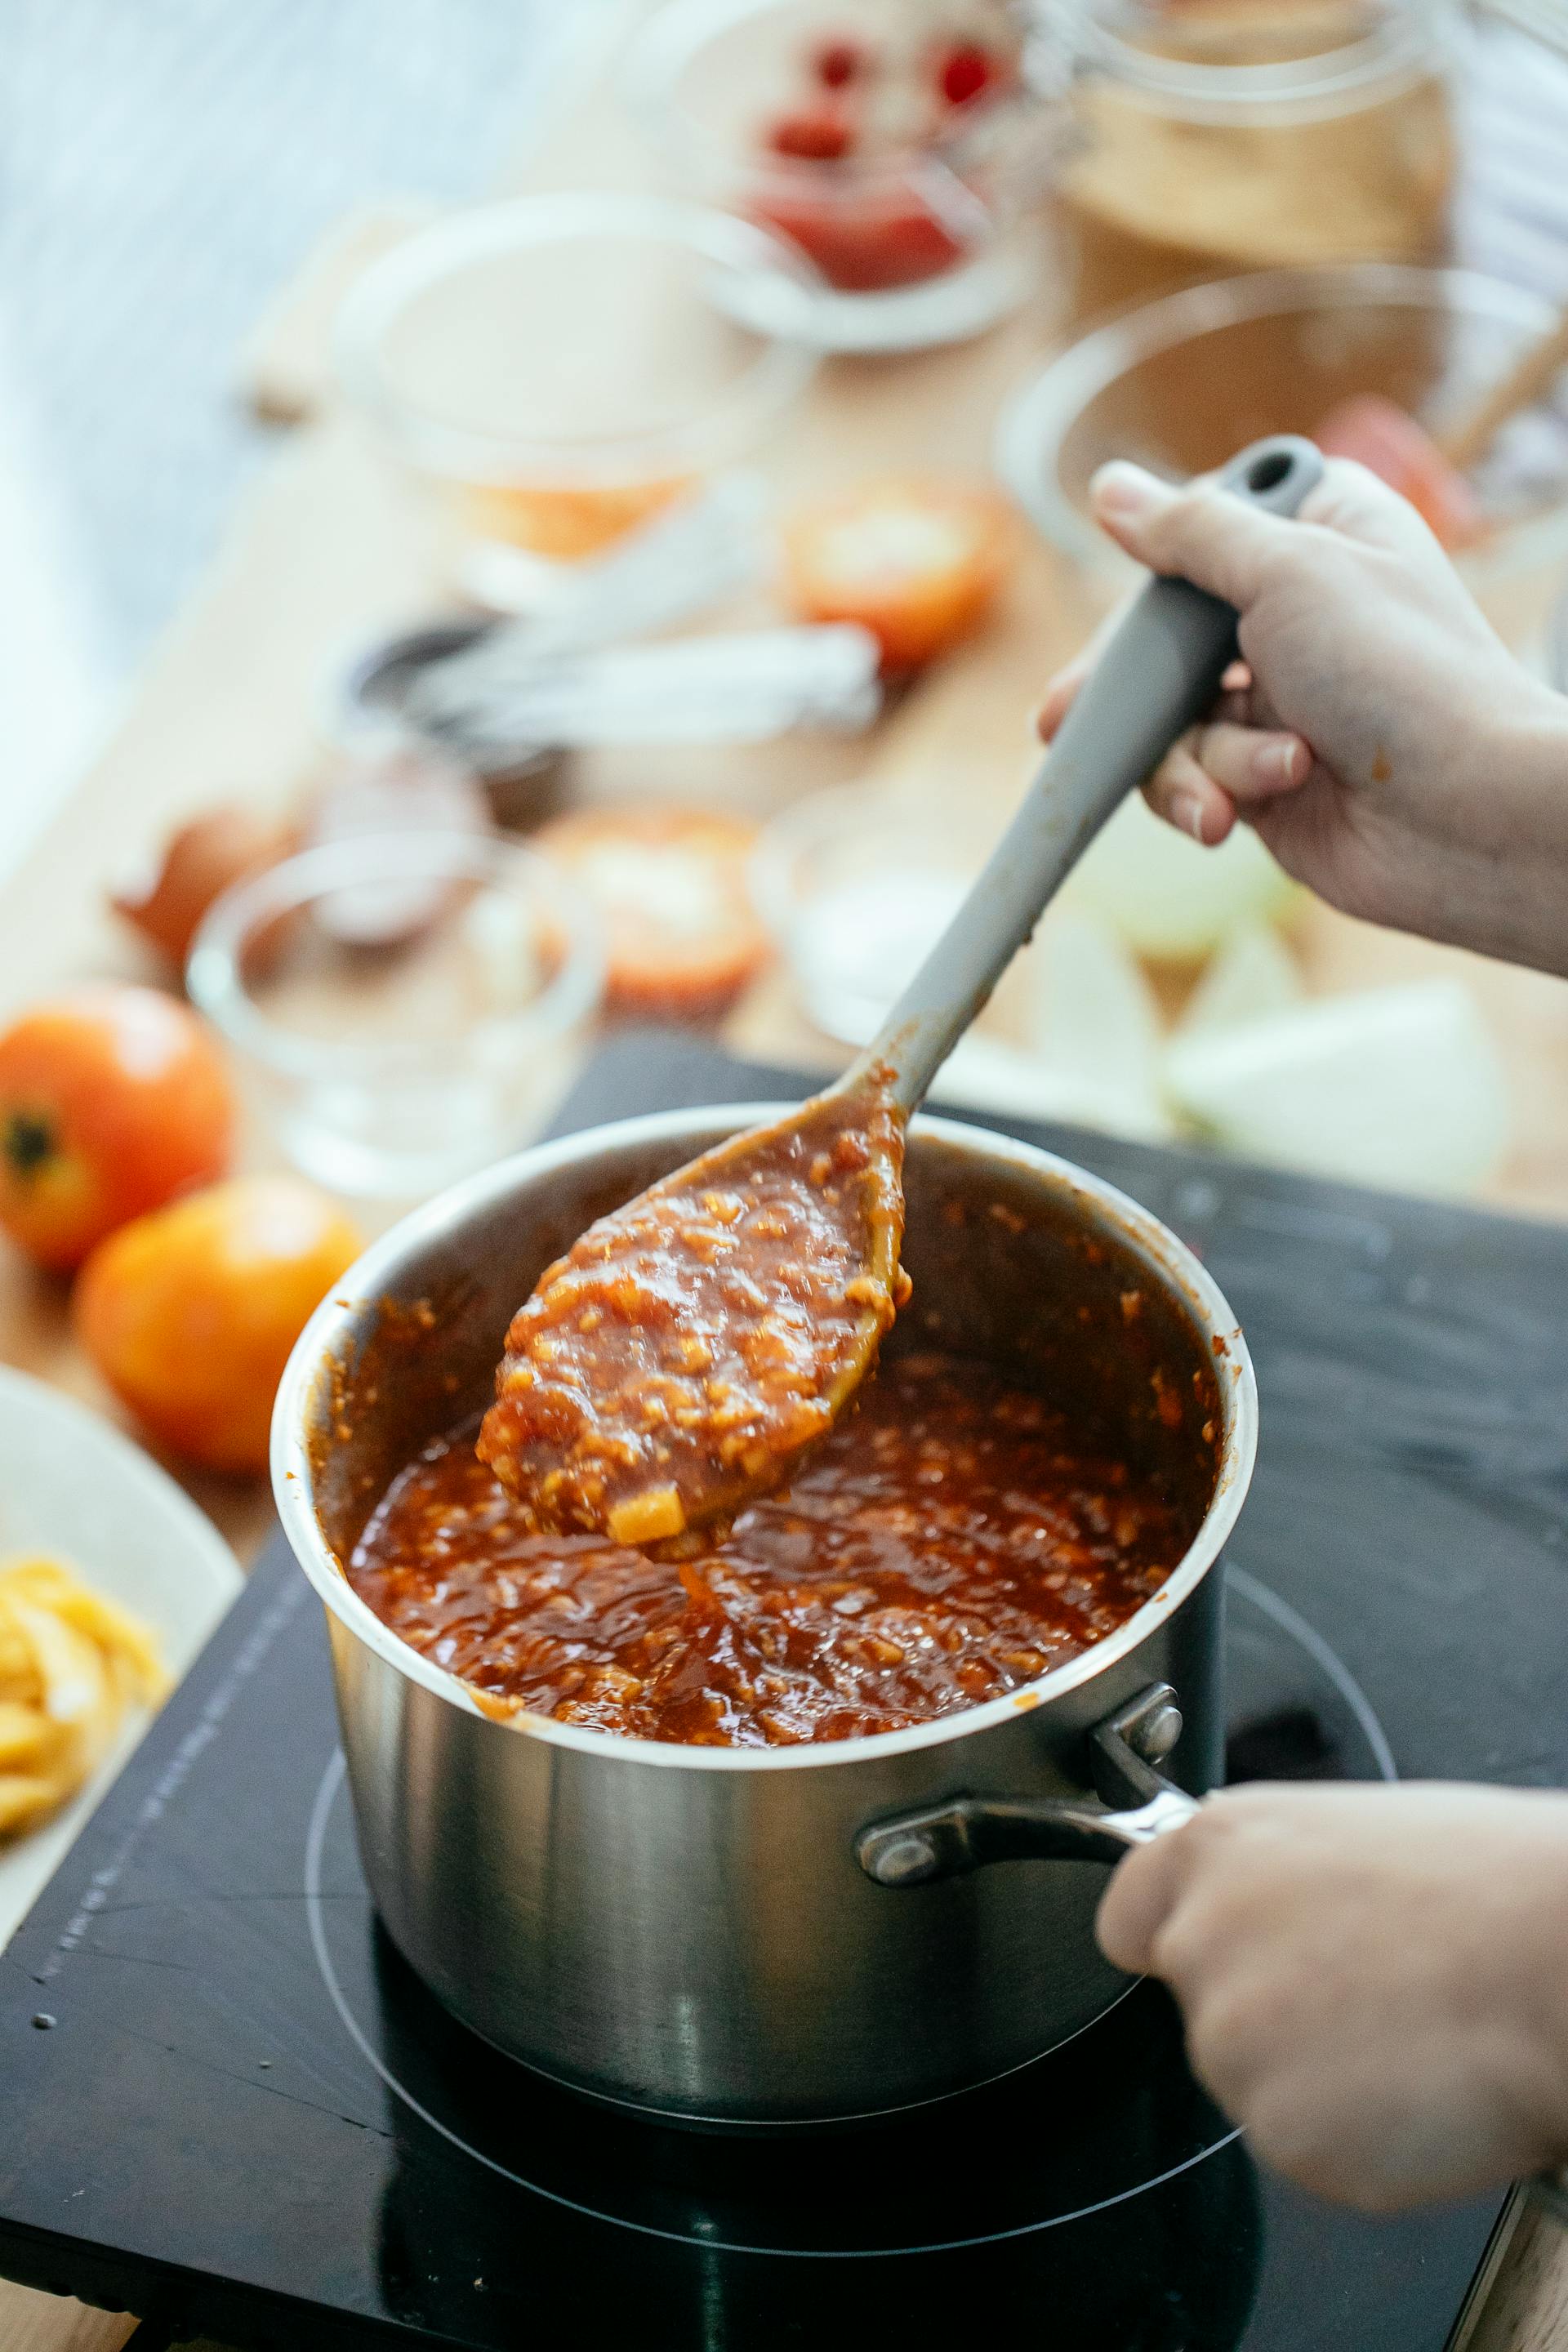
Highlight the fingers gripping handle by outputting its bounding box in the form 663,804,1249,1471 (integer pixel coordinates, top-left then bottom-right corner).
1047,433,1325,825
867,434,1325,1121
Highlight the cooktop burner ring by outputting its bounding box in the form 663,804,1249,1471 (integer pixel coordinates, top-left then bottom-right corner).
302,1561,1396,2261
1227,1566,1399,1781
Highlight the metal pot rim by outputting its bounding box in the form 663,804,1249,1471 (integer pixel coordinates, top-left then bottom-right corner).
273,1101,1258,1774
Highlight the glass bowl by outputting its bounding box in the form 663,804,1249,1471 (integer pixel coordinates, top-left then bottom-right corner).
626,0,1048,354
338,191,821,605
188,834,602,1200
751,783,981,1043
995,262,1568,605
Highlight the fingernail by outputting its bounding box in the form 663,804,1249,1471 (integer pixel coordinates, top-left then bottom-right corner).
1090,461,1166,521
1255,739,1303,788
1169,790,1209,844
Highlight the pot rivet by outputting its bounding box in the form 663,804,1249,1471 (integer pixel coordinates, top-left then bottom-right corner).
1138,1701,1184,1762
871,1833,939,1886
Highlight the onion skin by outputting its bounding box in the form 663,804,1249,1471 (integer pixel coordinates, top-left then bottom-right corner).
113,805,296,972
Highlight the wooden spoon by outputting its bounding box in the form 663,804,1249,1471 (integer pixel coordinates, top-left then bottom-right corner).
479,434,1325,1546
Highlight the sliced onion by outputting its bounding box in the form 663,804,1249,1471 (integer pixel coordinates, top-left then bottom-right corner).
1062,796,1296,964
933,914,1172,1141
1177,924,1303,1038
1165,979,1512,1196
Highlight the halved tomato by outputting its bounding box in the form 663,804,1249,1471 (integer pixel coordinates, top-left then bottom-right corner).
537,808,768,1025
782,475,1014,670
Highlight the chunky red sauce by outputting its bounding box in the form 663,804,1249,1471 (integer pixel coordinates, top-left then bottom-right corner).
479,1080,905,1547
352,1350,1200,1749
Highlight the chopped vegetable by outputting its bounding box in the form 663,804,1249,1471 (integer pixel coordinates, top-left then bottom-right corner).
936,41,996,105
1316,395,1482,552
1062,794,1297,964
813,37,867,88
1026,910,1170,1138
537,807,769,1023
747,16,1015,293
929,915,1171,1142
1165,978,1512,1196
1177,924,1303,1038
782,476,1013,670
767,106,854,162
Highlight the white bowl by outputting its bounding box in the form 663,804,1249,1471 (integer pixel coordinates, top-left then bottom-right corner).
0,1366,243,1947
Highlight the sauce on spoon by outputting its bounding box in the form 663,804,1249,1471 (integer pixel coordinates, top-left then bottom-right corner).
478,1069,906,1544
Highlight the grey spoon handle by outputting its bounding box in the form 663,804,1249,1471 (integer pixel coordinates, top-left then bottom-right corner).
853,434,1325,1120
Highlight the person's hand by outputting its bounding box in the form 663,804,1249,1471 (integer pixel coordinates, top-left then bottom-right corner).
1038,457,1568,978
1098,1781,1568,2210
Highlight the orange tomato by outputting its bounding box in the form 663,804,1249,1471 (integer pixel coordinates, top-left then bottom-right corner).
75,1176,363,1475
0,987,234,1271
782,476,1013,670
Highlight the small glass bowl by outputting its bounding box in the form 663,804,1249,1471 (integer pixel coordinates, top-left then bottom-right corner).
751,784,979,1044
995,262,1568,609
337,190,821,606
188,835,602,1200
626,0,1047,354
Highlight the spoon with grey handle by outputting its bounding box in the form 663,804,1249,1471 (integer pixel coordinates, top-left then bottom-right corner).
483,436,1324,1544
858,432,1325,1120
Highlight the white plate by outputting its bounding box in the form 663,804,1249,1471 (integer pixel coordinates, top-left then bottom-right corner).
0,1365,243,1949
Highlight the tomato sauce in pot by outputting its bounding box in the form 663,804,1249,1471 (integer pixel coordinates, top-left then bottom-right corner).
349,1348,1210,1749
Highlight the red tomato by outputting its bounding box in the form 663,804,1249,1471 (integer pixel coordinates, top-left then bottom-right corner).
75,1176,363,1477
537,808,769,1025
783,476,1014,670
1316,396,1483,552
0,987,234,1271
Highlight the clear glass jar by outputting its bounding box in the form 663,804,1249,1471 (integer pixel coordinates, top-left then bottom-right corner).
1036,0,1457,323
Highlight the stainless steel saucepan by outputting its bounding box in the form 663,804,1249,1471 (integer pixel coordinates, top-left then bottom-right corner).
274,1106,1257,2127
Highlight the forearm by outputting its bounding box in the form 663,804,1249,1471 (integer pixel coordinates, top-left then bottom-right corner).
1408,689,1568,979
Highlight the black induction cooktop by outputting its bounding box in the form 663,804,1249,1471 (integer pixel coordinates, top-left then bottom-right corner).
7,1031,1568,2352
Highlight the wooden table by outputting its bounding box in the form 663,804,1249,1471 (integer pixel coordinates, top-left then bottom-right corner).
6,7,1568,2345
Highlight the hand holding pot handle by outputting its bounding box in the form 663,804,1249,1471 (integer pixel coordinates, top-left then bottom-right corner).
857,1683,1200,1889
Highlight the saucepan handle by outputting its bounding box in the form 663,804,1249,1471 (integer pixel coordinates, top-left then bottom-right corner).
855,1684,1200,1889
